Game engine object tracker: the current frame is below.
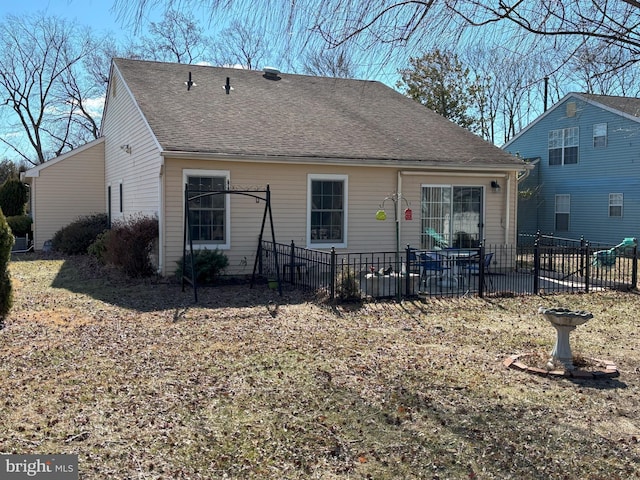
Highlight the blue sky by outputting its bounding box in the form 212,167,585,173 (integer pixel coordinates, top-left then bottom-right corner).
0,0,402,84
0,0,133,36
0,1,404,161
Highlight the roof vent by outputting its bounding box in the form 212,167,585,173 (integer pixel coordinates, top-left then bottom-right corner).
263,66,281,81
185,71,196,91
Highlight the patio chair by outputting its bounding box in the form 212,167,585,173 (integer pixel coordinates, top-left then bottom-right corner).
418,252,450,290
462,252,494,291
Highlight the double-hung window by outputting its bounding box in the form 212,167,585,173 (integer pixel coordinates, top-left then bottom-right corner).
308,174,347,247
593,123,607,148
549,127,578,165
609,193,623,217
555,194,570,231
184,169,230,248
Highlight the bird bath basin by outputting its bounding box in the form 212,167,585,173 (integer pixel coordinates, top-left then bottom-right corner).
538,307,593,371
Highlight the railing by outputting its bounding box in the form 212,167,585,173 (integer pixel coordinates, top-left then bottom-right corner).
259,238,638,301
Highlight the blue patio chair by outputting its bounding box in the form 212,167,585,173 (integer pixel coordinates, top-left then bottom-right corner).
418,252,450,290
462,252,494,291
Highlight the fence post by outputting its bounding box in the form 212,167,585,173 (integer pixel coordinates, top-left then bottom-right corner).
478,242,486,299
584,241,590,293
289,240,296,283
330,247,336,300
405,244,412,297
579,236,585,278
533,238,540,294
632,245,638,290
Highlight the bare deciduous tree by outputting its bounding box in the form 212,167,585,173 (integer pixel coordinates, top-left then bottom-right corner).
302,46,359,78
0,14,101,165
213,20,269,69
115,1,640,70
135,9,211,63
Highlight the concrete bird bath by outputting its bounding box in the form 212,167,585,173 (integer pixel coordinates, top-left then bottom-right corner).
538,307,593,371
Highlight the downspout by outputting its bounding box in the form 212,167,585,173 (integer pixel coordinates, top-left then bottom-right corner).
505,173,511,245
158,159,165,275
397,170,403,250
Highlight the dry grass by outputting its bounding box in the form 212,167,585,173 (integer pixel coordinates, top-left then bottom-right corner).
1,254,639,479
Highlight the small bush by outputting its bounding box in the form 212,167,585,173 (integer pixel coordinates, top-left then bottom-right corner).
0,209,14,326
7,215,32,237
100,215,159,277
87,230,112,264
176,248,229,285
335,268,361,302
52,213,109,255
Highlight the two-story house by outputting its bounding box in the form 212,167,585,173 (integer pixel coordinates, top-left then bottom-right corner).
504,93,640,245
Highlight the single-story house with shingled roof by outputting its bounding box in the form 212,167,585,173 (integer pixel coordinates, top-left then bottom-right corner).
24,58,528,276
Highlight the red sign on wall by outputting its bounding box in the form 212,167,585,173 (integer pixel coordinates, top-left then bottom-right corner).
404,208,413,221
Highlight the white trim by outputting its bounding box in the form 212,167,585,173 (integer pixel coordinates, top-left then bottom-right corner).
419,183,486,248
182,169,231,250
548,126,579,165
608,192,623,218
307,173,348,249
555,194,571,232
593,123,608,148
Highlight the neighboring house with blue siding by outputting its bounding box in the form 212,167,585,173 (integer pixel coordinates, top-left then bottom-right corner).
504,93,640,245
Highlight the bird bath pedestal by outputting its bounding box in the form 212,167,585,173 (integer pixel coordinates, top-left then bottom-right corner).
538,307,593,371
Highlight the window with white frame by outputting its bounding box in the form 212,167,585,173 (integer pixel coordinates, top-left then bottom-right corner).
593,123,607,148
555,194,570,231
184,170,230,248
308,174,347,247
609,193,623,217
421,185,483,249
549,127,578,165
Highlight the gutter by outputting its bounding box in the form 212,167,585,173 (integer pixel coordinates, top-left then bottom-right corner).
161,150,528,173
517,157,540,184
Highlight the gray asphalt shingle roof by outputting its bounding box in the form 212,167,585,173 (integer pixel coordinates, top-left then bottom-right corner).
579,93,640,118
112,58,524,168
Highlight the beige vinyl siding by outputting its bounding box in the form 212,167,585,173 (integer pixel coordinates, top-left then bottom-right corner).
162,158,518,276
28,140,105,250
101,69,162,220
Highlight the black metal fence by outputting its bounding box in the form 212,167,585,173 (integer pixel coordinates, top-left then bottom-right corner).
258,235,638,301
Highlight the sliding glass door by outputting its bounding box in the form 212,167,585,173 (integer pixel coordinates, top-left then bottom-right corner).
421,185,483,249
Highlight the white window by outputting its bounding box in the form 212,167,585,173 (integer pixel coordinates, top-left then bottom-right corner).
549,127,578,165
555,194,570,231
183,169,230,249
593,123,607,148
609,193,623,217
307,174,347,247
